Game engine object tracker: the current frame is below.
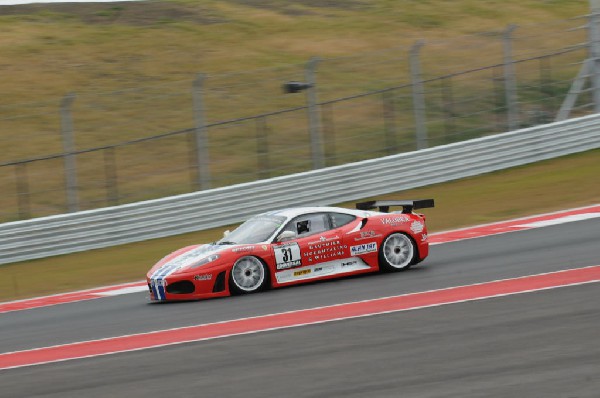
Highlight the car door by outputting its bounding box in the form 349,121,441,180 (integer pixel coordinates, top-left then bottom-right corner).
272,212,346,284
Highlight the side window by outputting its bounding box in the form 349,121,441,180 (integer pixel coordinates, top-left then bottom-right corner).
329,212,356,228
284,213,330,238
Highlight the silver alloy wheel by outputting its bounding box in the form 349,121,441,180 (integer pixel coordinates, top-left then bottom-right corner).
231,256,266,292
382,233,414,269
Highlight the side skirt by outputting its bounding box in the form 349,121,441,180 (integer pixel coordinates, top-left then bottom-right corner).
275,258,372,284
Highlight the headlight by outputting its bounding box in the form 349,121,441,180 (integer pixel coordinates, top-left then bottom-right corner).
190,254,220,269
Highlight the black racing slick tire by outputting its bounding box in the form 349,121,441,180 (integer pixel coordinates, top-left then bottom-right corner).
379,232,418,271
229,256,269,294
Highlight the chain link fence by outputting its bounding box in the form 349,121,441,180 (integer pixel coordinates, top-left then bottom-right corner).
0,17,594,223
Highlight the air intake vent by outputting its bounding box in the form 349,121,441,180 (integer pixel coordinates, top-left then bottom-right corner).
166,280,195,294
213,271,226,293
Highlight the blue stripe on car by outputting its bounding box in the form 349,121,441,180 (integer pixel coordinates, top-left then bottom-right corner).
157,283,166,300
151,283,160,300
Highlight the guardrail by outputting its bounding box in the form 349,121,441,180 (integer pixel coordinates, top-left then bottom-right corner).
1,114,599,265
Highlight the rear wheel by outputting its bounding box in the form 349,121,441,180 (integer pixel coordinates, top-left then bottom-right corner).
230,256,268,294
379,232,417,271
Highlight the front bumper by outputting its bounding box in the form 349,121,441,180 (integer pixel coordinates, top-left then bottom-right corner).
147,270,229,301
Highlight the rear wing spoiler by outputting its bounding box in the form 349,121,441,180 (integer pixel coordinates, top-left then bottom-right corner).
356,199,435,214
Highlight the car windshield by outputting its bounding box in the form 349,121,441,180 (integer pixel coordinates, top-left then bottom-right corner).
218,214,287,244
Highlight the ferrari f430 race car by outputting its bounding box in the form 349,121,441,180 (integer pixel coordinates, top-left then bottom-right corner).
147,199,434,301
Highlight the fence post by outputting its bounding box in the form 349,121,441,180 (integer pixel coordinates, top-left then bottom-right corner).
60,93,79,213
539,56,558,115
321,102,336,166
103,147,119,206
192,73,211,190
493,66,506,130
556,59,591,121
15,163,31,220
409,40,428,150
305,57,325,169
503,24,520,131
255,116,270,179
589,0,600,112
441,76,456,139
382,91,398,154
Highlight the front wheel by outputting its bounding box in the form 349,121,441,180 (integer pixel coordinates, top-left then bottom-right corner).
229,256,268,294
379,233,417,271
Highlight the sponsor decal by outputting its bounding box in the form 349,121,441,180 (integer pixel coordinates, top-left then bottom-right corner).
350,242,378,256
261,245,268,251
304,237,348,261
275,258,372,284
410,221,425,234
153,279,167,286
308,235,341,247
275,242,302,270
341,260,358,267
421,233,428,242
232,245,255,253
353,230,383,241
194,274,212,281
313,251,346,261
293,269,311,277
381,215,410,225
303,245,348,261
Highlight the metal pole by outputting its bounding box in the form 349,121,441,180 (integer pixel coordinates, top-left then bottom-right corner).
321,102,336,166
186,131,197,190
493,66,504,130
60,93,79,213
589,0,600,112
441,76,455,139
305,57,325,169
382,91,398,155
192,73,211,190
409,40,428,150
255,116,270,180
503,24,519,131
555,59,591,121
15,162,31,220
103,147,119,206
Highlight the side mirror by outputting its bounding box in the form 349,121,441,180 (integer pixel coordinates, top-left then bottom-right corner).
276,230,296,242
223,230,230,237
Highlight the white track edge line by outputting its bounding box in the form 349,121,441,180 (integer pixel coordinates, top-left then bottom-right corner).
2,277,598,371
2,264,598,357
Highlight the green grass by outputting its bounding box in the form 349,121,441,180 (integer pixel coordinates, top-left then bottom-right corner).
0,148,598,302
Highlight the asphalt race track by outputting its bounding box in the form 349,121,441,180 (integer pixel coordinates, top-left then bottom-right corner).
1,218,599,397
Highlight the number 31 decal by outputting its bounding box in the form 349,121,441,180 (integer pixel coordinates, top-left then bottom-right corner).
275,243,301,270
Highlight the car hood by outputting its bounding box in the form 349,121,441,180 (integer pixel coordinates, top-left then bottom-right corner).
147,243,256,279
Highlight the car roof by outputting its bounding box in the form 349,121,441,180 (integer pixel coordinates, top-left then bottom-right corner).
259,206,379,220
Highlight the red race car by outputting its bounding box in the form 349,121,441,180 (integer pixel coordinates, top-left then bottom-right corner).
147,199,434,301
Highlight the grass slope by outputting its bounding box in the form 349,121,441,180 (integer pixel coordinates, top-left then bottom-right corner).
0,1,596,301
0,0,587,161
0,0,589,222
1,148,598,301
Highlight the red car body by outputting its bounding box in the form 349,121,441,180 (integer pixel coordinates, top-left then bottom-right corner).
146,199,434,301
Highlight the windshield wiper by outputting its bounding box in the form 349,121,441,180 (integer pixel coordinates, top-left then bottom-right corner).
218,241,237,245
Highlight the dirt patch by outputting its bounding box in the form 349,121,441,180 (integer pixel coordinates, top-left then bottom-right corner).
0,1,226,25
